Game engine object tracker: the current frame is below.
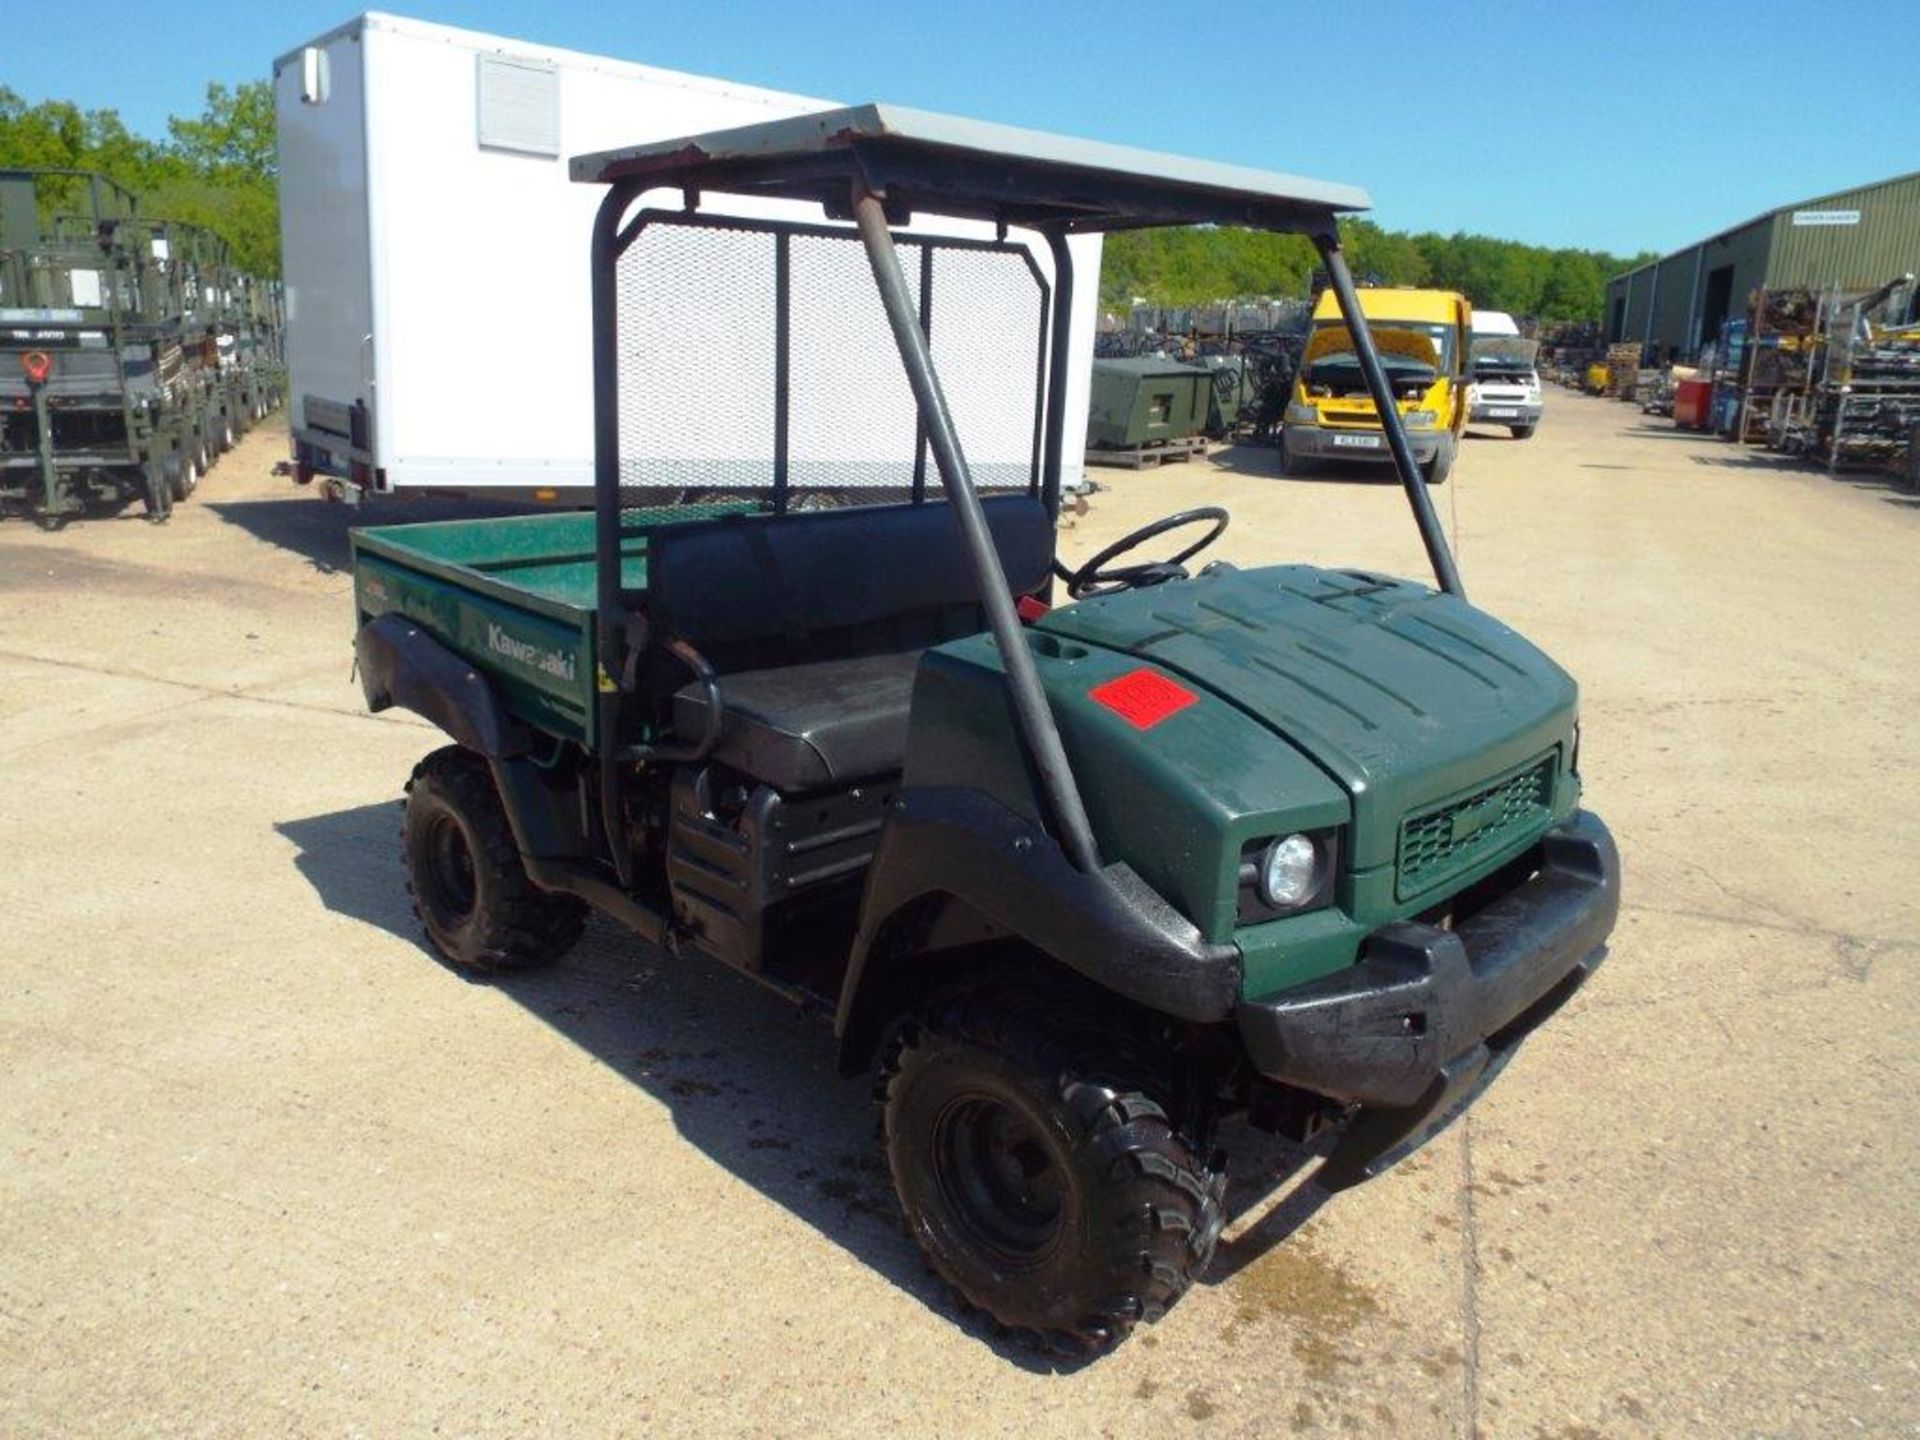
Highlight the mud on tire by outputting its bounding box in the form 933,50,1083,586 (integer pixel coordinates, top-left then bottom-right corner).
402,746,587,971
881,986,1224,1353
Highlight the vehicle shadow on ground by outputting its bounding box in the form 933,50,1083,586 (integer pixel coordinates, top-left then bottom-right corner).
1204,442,1395,485
1624,424,1920,495
276,798,1331,1365
207,495,555,575
1623,424,1718,440
0,495,152,529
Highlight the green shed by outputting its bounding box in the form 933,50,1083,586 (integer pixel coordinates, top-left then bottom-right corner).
1605,168,1920,360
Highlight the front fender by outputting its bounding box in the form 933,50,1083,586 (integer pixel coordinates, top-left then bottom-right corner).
354,614,531,759
835,786,1242,1069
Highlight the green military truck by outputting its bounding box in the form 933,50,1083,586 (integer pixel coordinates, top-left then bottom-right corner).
1,171,282,526
2,172,181,523
348,106,1619,1353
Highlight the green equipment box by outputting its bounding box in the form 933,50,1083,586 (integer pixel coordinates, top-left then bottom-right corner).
1087,357,1211,448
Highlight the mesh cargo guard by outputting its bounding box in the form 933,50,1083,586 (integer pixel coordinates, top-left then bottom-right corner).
612,211,1049,510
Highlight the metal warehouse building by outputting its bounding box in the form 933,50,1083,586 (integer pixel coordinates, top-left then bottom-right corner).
1605,169,1920,360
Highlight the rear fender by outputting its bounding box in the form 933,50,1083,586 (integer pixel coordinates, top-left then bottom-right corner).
354,614,531,759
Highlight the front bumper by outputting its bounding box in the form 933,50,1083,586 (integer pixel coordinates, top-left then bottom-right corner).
1237,810,1619,1188
1284,421,1442,464
1469,399,1544,425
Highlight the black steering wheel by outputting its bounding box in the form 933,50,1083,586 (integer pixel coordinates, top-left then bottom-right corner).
1062,506,1229,599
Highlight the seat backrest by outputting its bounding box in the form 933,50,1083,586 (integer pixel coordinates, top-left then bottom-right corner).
645,495,1052,672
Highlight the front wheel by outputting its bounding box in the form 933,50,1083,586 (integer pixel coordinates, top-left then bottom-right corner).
1423,437,1456,486
882,990,1224,1353
402,746,587,971
1278,430,1311,477
1510,424,1536,440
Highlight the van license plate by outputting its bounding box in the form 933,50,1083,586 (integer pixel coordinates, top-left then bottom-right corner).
1486,408,1519,418
1331,433,1381,449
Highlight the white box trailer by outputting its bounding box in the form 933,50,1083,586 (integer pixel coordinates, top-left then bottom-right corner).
272,12,1100,501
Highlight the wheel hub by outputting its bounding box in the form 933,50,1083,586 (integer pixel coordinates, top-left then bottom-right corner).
423,813,478,921
933,1096,1065,1264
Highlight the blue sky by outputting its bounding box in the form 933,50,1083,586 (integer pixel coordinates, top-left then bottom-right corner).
6,0,1915,257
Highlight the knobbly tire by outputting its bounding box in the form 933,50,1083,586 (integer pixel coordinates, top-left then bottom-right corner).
881,987,1225,1354
402,746,587,971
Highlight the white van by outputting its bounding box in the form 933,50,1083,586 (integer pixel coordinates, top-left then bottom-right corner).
1466,308,1543,439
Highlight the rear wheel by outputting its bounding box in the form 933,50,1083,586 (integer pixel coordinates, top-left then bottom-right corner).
402,746,587,971
881,986,1224,1354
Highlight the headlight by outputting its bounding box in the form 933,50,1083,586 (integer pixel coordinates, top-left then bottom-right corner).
1402,408,1439,427
1260,834,1321,906
1283,401,1318,426
1239,830,1337,921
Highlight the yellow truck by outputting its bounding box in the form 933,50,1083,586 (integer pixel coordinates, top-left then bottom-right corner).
1282,286,1471,484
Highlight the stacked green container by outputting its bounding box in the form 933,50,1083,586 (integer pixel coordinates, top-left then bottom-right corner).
1087,357,1212,449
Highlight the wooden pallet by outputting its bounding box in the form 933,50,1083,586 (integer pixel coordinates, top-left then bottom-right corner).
1086,435,1211,470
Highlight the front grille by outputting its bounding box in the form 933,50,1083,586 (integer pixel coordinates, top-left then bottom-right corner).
1397,755,1554,900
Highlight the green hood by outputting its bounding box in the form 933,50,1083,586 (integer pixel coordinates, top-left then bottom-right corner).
1040,565,1579,872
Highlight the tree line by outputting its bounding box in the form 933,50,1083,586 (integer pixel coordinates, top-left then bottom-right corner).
0,82,279,276
1100,221,1656,323
2,81,1651,321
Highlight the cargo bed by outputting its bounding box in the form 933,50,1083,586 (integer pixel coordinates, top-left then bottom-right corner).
350,504,760,744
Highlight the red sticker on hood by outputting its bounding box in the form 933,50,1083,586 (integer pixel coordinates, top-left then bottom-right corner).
1089,668,1197,729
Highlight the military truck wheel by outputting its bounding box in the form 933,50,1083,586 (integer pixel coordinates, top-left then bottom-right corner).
402,747,587,971
882,990,1224,1353
166,456,199,503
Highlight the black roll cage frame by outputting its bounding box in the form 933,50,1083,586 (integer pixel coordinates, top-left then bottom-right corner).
583,125,1465,893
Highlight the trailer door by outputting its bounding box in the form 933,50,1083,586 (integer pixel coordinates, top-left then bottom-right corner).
274,25,376,478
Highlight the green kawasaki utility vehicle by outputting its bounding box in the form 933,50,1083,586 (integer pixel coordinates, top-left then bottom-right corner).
348,107,1618,1352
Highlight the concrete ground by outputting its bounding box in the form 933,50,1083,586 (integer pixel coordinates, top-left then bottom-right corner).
1,395,1915,1438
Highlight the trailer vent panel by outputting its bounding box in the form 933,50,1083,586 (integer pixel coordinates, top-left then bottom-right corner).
476,54,560,159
